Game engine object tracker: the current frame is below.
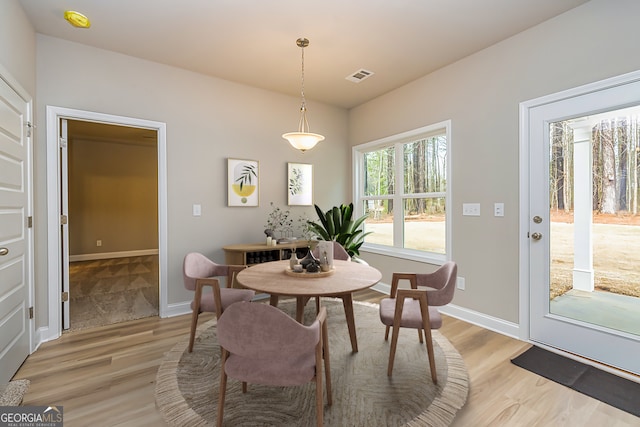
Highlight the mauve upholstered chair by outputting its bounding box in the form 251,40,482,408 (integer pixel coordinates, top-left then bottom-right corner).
311,240,351,262
183,252,255,352
216,302,332,427
378,261,457,384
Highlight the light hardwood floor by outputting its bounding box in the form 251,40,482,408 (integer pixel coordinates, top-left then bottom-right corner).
13,289,638,426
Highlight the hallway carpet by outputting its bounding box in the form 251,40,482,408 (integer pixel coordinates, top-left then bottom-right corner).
68,255,159,331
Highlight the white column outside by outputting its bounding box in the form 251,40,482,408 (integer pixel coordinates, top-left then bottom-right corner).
569,121,594,292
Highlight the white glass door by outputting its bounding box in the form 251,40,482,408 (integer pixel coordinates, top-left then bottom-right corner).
527,72,640,375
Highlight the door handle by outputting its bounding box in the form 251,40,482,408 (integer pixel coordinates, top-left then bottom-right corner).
0,247,8,256
531,232,542,240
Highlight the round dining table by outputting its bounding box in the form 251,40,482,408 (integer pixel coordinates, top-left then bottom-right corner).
236,259,382,352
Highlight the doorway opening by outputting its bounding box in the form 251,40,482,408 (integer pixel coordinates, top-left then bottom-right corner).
45,106,168,341
549,109,640,337
65,120,159,331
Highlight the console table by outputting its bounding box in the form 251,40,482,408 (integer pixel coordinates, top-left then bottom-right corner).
223,240,311,266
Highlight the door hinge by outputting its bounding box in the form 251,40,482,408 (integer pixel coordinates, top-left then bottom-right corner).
61,292,69,302
29,307,34,319
58,137,67,149
60,215,68,225
27,216,33,228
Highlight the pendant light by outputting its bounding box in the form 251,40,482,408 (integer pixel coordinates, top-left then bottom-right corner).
282,38,325,153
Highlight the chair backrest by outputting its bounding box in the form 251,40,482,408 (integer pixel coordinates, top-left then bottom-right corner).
312,241,351,261
183,252,229,291
217,302,330,426
416,261,457,306
217,302,320,363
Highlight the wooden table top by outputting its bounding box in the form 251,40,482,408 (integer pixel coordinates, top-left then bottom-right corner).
236,260,382,297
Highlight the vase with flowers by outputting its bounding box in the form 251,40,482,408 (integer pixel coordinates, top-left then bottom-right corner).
264,202,294,242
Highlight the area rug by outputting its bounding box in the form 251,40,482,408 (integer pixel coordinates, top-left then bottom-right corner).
512,345,640,417
0,379,30,406
156,299,469,426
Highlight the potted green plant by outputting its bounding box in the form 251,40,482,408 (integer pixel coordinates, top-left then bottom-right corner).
307,203,371,259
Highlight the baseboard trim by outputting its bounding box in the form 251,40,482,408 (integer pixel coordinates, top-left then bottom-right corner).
164,302,192,318
371,282,520,339
69,249,159,262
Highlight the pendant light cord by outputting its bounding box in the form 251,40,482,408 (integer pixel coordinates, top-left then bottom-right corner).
298,42,309,133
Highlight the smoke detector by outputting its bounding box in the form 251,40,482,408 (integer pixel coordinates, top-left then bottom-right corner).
345,69,374,83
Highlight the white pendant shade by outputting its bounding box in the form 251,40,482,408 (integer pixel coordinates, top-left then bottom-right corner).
284,38,324,153
282,132,325,152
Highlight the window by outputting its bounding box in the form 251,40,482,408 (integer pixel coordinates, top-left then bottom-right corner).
353,121,451,262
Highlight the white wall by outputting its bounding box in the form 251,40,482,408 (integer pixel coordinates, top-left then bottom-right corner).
0,0,36,95
33,35,349,327
350,0,640,323
68,138,158,255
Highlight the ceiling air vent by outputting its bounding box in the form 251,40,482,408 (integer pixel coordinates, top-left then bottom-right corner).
345,69,374,83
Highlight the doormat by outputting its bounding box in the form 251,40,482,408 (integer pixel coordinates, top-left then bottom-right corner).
0,379,30,406
511,346,640,417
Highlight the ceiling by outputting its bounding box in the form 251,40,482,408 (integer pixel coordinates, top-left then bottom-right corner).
18,0,589,109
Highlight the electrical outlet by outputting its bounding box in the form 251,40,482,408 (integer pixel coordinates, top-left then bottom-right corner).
494,202,504,217
192,204,202,216
457,276,465,290
462,203,480,216
96,239,102,247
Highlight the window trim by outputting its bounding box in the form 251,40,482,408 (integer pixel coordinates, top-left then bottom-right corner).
352,120,452,264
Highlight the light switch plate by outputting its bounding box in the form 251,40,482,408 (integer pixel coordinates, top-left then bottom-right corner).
192,204,201,216
462,203,480,216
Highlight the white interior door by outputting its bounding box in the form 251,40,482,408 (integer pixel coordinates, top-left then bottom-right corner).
60,119,70,329
0,75,33,384
526,71,640,375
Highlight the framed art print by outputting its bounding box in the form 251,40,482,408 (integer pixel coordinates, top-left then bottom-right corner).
228,158,259,206
287,162,313,206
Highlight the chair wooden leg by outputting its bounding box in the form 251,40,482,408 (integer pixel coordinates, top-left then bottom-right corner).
384,325,390,340
388,297,405,376
315,296,321,315
418,328,424,343
388,325,400,376
242,382,248,393
316,367,323,427
189,283,206,353
188,310,199,353
217,350,228,427
418,296,437,384
322,318,332,406
315,317,330,427
423,326,437,384
188,292,202,352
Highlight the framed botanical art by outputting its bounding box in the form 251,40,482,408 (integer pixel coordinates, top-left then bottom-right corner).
287,162,313,206
227,158,259,206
